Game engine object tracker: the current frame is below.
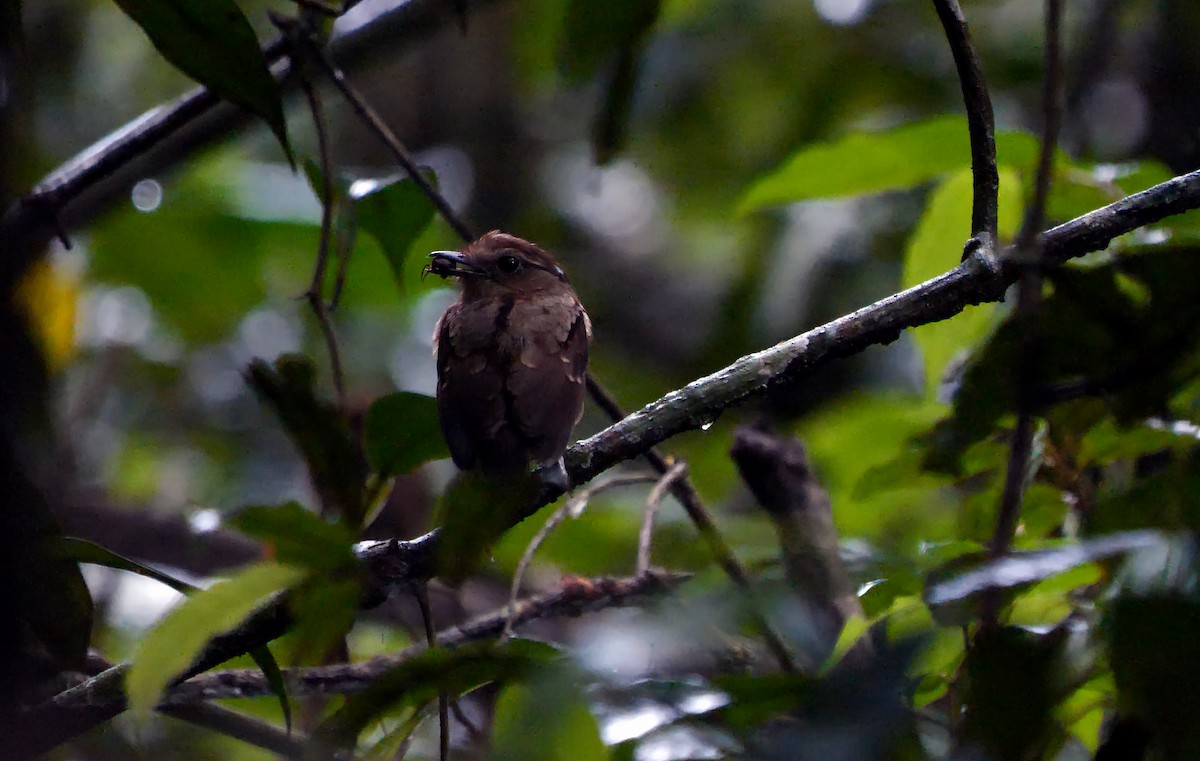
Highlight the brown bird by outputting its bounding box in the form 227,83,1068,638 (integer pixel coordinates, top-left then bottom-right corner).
427,231,590,487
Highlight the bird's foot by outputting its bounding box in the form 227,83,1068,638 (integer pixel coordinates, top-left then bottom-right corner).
533,458,570,492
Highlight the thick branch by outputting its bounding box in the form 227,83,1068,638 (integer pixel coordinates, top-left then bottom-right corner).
569,167,1200,484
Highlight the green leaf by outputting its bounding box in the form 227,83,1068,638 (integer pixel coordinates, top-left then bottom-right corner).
245,356,368,526
58,537,197,594
126,561,306,714
434,470,545,582
904,167,1023,400
314,640,557,747
288,576,361,665
60,538,292,728
820,615,872,675
111,0,292,163
797,393,946,543
927,246,1200,472
352,172,438,293
492,668,609,761
962,627,1067,761
924,531,1165,611
1108,596,1200,759
715,637,921,750
363,392,448,477
1092,450,1200,534
558,0,661,82
18,537,93,672
249,644,293,734
231,502,357,572
738,115,1038,213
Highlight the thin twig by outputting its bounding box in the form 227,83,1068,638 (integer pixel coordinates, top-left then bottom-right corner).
449,700,484,744
1016,0,1064,251
330,229,354,310
160,571,690,704
302,81,336,302
989,0,1064,570
985,0,1064,634
413,584,450,761
306,294,348,407
636,462,688,575
504,472,658,637
580,376,796,667
931,0,999,242
0,0,508,285
278,17,476,244
584,376,798,673
299,77,348,407
162,704,309,759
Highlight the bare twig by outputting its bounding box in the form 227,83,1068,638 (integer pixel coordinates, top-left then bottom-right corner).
162,704,309,759
277,16,476,244
504,472,658,637
636,462,688,575
584,376,798,673
989,0,1064,578
299,77,349,407
302,81,336,304
413,584,450,761
307,295,348,408
931,0,999,243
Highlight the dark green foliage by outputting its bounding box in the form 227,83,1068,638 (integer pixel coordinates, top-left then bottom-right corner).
558,0,661,82
111,0,292,163
926,246,1200,475
434,470,544,582
962,627,1067,761
363,391,448,477
244,355,368,527
313,640,559,749
232,502,357,572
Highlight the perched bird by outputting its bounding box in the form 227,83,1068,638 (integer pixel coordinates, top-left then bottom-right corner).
427,231,590,487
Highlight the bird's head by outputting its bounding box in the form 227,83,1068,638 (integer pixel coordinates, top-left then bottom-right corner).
425,231,570,299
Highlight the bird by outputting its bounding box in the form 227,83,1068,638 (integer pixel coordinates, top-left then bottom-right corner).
426,231,590,488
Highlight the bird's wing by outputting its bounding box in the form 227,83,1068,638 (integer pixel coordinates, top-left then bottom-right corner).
507,304,590,465
435,303,508,470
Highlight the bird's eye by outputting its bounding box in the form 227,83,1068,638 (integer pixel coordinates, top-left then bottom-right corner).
497,255,522,274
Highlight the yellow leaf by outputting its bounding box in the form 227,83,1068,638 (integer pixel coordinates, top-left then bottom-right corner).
16,258,79,372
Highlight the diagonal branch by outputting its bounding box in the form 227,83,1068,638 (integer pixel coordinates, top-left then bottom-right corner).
16,166,1200,756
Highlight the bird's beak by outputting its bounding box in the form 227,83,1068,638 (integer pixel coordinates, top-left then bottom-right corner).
424,251,487,280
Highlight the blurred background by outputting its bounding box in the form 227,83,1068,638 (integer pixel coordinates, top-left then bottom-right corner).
5,0,1200,756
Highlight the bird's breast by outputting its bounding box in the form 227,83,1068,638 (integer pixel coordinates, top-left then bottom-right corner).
445,293,583,360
